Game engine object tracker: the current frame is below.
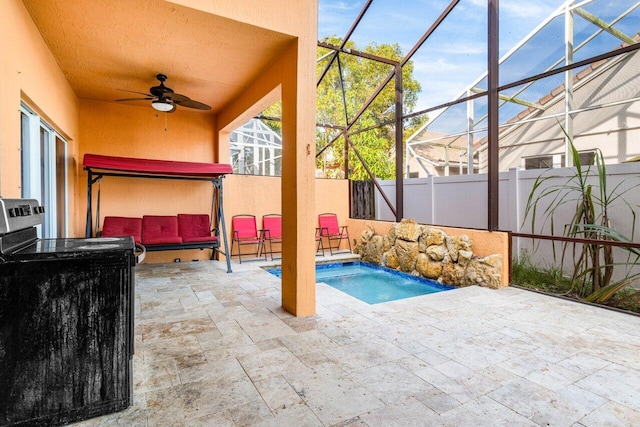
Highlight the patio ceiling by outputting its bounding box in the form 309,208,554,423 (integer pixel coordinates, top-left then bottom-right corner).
21,0,295,114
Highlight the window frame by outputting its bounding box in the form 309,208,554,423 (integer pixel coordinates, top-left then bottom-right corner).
20,103,69,238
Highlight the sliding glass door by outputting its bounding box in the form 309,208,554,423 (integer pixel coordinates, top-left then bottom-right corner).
20,104,68,238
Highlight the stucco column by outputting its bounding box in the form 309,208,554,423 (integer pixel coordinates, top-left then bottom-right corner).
280,38,317,316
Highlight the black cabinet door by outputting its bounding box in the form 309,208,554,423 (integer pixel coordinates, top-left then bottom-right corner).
0,254,132,426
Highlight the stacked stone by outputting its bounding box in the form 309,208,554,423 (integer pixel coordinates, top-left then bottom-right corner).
354,219,502,289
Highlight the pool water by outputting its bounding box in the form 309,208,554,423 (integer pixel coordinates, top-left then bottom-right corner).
266,262,454,304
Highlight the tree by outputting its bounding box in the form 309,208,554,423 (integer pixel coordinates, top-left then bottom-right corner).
263,37,427,180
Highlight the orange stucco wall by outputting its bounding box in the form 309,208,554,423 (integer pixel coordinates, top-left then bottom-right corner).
125,175,347,264
77,100,215,220
347,219,511,287
223,175,349,241
169,0,317,37
0,0,79,202
77,100,216,262
213,5,318,315
2,0,319,316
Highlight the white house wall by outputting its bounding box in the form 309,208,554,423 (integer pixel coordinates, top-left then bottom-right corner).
479,51,640,172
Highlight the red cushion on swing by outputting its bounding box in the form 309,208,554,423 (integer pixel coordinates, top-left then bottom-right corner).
102,216,142,243
178,214,218,243
142,215,183,245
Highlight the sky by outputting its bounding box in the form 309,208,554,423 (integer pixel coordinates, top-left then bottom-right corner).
317,0,571,111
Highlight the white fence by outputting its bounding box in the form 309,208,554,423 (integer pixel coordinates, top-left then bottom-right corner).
376,163,640,279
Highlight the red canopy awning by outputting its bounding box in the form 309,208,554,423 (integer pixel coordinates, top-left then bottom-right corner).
83,153,232,178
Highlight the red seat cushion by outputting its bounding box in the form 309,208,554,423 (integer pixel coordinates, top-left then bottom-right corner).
319,214,341,235
177,214,217,243
232,216,259,239
181,235,218,243
102,216,142,244
262,215,282,240
142,215,182,245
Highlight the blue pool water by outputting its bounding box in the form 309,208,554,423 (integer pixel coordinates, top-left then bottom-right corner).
266,261,454,304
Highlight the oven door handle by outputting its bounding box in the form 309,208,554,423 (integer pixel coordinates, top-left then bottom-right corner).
135,243,146,264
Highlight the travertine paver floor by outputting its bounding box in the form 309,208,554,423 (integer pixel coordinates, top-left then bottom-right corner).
74,259,640,426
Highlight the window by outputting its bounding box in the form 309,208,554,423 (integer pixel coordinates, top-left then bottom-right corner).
524,155,554,170
577,150,596,166
20,104,68,238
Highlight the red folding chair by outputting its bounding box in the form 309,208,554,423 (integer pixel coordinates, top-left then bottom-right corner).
231,214,267,263
318,213,351,255
262,214,282,261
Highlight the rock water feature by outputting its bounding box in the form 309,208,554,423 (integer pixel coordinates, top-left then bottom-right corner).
354,219,503,289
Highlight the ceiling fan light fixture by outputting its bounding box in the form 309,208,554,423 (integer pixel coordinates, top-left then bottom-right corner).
152,99,175,112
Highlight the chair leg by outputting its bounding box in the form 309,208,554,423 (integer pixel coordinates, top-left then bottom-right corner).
231,240,240,263
316,238,324,257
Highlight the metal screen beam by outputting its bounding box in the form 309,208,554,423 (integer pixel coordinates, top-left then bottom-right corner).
317,0,373,86
345,136,397,218
574,7,636,45
337,55,351,177
318,41,399,65
395,65,404,220
487,0,499,231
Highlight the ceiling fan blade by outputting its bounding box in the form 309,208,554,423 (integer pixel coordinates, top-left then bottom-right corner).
118,89,154,97
166,92,191,102
174,99,212,110
115,97,154,102
173,97,212,110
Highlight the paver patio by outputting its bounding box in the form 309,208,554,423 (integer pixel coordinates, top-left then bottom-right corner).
74,259,640,426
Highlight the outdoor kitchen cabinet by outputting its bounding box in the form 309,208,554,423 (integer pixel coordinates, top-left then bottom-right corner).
0,239,135,426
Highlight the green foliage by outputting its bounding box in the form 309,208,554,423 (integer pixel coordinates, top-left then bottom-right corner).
512,252,572,294
348,116,396,179
522,133,640,304
317,36,426,180
512,253,640,314
609,288,640,313
262,37,428,180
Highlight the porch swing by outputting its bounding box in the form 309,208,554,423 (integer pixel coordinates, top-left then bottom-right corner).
83,153,233,273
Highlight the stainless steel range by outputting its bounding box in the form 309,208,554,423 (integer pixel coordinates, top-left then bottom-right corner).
0,198,135,426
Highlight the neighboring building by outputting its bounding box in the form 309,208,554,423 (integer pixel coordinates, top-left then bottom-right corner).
231,119,282,176
406,131,479,177
406,2,640,176
476,46,640,171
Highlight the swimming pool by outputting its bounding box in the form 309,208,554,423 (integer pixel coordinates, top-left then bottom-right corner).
265,261,454,304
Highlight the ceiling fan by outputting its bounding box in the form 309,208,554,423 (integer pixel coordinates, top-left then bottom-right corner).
115,74,211,113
